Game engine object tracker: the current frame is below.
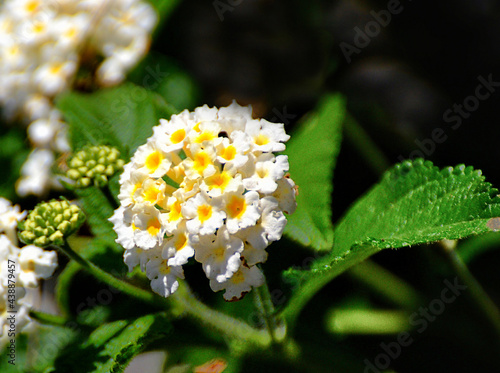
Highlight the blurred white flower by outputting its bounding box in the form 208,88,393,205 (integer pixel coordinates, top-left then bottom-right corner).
0,0,158,196
0,199,58,350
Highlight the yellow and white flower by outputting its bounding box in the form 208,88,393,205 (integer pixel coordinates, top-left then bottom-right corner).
193,227,244,283
111,102,297,300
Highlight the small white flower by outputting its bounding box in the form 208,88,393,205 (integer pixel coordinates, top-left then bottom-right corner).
182,191,225,235
155,117,192,152
18,245,58,288
239,197,287,250
132,140,172,178
240,242,268,267
109,206,135,250
133,206,167,250
16,149,58,197
215,134,250,171
242,153,289,194
273,176,298,215
0,199,26,243
210,264,265,302
145,255,184,297
162,222,195,267
123,246,150,272
223,188,261,234
183,145,218,180
33,58,77,96
133,177,168,207
245,119,290,153
193,227,243,283
27,110,65,148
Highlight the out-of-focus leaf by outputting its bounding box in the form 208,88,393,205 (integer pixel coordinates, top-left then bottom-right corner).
284,93,345,251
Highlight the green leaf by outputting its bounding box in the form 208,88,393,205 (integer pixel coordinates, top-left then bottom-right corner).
283,93,345,250
282,159,500,324
57,83,177,158
51,313,171,373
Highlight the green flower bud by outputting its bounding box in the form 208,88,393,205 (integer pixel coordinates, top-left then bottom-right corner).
65,145,124,188
18,199,85,247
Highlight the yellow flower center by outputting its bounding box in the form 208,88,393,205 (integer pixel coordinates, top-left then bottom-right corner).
22,260,35,272
193,151,211,173
170,128,186,144
197,204,212,223
50,63,63,75
231,269,245,284
147,218,161,236
145,150,163,173
206,172,231,191
160,260,171,275
214,246,225,261
143,185,162,204
256,167,269,179
227,195,246,219
25,0,40,13
175,234,188,251
169,200,182,221
195,131,216,144
254,134,269,146
220,145,237,161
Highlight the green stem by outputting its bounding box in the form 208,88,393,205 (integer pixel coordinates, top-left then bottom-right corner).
441,242,500,336
348,259,423,309
343,114,391,176
58,241,168,309
29,310,69,326
253,282,284,345
170,281,271,348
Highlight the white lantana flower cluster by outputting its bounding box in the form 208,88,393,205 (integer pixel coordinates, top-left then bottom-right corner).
110,102,297,301
0,198,58,350
0,0,157,196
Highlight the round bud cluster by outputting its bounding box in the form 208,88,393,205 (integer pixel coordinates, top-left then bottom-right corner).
65,145,125,188
18,199,85,247
110,102,297,301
